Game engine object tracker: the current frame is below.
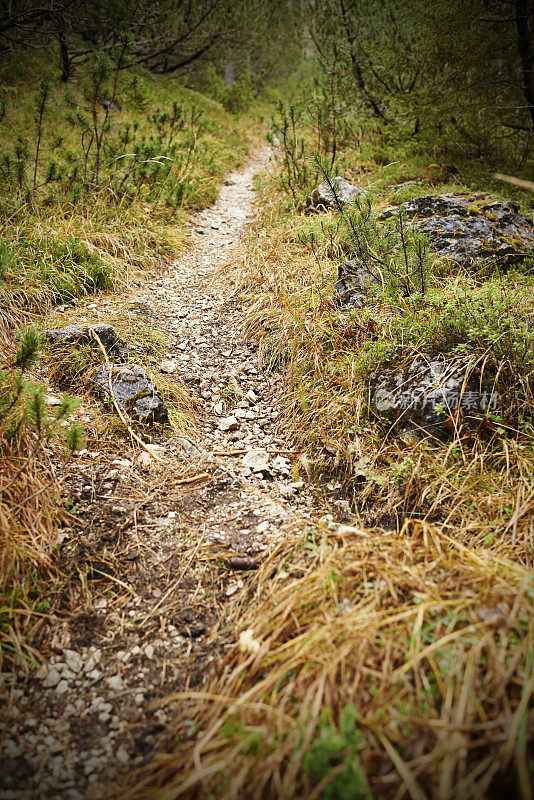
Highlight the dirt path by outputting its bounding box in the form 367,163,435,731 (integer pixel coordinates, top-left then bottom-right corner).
0,149,335,799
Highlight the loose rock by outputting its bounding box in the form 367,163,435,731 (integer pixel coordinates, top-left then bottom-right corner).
45,324,127,361
93,364,168,424
242,449,271,475
334,259,383,309
306,177,366,214
371,355,498,438
381,192,534,267
218,415,239,431
160,359,177,374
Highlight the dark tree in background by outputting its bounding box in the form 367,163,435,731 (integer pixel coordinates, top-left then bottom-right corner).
1,0,532,163
301,0,533,163
0,0,302,88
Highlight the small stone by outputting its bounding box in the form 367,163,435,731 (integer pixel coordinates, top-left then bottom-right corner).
55,680,69,695
256,521,270,533
144,644,154,659
43,670,61,688
112,459,131,468
226,580,243,597
246,389,258,403
272,456,290,476
242,450,270,474
160,359,177,374
138,452,152,467
116,747,129,764
335,525,368,537
106,675,123,691
280,484,296,499
218,415,239,431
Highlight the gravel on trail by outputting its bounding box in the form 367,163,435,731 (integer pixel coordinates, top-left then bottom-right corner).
0,149,353,800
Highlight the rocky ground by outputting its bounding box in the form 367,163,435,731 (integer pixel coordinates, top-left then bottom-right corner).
0,149,352,799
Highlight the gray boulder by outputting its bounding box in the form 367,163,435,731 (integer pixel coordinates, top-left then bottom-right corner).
335,259,383,309
45,324,127,361
381,192,534,267
306,177,366,214
370,355,498,439
94,364,168,424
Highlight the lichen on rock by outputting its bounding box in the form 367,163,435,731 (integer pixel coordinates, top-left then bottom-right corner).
45,324,128,361
334,259,383,309
380,192,534,267
93,364,168,424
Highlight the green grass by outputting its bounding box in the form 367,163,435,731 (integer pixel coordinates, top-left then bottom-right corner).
225,122,534,567
0,45,261,331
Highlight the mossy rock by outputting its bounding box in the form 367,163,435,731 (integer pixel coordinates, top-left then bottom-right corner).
381,192,534,268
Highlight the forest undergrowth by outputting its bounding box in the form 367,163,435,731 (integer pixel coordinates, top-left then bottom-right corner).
2,9,534,796
0,43,263,673
121,96,534,800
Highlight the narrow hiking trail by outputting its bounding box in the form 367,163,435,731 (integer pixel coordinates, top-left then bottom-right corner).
0,149,340,799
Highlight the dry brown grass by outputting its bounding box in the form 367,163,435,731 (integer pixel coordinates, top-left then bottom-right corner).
224,187,534,566
0,384,64,673
110,172,534,800
116,520,534,800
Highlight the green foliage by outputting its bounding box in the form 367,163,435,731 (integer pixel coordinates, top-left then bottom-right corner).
65,422,84,453
301,0,533,169
267,100,312,198
1,330,82,452
302,706,369,800
221,73,254,115
13,326,41,372
311,155,432,298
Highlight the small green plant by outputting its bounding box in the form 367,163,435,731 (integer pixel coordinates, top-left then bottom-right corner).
314,155,431,299
389,456,416,487
1,328,84,666
302,706,370,800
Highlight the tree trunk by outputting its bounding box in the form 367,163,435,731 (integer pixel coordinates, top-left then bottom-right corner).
57,13,71,81
514,0,534,130
338,0,388,122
